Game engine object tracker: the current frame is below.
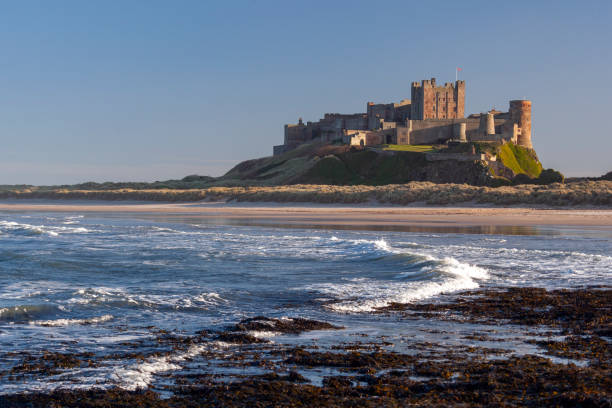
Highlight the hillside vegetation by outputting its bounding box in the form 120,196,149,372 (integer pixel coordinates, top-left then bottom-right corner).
382,144,436,153
1,181,610,206
219,143,493,186
0,142,550,192
497,143,542,178
1,141,586,207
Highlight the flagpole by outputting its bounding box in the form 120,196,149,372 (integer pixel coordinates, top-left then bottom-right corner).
455,68,458,82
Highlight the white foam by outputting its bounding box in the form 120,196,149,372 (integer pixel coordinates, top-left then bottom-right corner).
193,292,226,305
0,220,90,236
417,242,612,288
304,240,489,313
68,287,226,310
142,260,168,266
29,314,113,327
151,226,187,234
111,341,224,390
248,330,281,338
0,304,60,321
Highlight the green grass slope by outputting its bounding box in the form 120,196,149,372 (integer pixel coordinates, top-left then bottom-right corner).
218,143,493,186
295,149,490,186
498,143,542,178
382,144,436,153
219,143,326,185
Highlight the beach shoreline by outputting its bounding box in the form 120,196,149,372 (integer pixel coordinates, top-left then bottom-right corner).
1,200,611,228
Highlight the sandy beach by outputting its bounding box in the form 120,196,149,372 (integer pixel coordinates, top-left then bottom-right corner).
1,201,611,228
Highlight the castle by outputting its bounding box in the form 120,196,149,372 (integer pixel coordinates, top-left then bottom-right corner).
273,78,532,155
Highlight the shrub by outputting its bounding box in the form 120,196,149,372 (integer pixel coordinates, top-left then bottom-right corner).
512,173,535,185
536,169,564,185
490,177,513,187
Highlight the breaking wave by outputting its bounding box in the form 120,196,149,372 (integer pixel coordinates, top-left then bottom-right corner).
111,341,232,390
306,238,489,312
0,220,90,236
0,304,62,322
29,314,114,327
67,288,226,310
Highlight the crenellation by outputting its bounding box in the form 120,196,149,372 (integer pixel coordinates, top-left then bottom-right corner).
275,77,533,154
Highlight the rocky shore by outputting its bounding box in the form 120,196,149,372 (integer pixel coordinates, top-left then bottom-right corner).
1,287,609,407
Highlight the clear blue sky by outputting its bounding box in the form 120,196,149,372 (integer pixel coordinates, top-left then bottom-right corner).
1,0,610,184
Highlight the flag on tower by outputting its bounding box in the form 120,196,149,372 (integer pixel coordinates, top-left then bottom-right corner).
456,67,462,81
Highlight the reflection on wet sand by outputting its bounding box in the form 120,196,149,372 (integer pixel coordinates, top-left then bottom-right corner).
193,218,553,236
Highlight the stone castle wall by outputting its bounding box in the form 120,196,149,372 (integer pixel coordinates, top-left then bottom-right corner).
510,100,532,148
411,78,465,120
276,78,532,155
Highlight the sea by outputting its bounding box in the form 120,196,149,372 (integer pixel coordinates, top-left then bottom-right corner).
0,208,610,394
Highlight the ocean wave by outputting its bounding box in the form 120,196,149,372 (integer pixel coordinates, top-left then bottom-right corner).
63,215,84,224
247,330,282,338
29,314,114,327
0,304,61,322
110,342,234,390
421,242,612,265
68,288,226,310
304,239,489,313
0,220,90,237
425,244,612,284
150,226,189,234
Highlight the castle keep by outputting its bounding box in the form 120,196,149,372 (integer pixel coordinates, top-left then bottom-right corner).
274,78,532,155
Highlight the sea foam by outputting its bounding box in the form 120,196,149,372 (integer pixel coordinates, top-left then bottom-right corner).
306,238,489,312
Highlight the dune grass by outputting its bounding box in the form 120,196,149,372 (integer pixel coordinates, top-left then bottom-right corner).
1,181,610,206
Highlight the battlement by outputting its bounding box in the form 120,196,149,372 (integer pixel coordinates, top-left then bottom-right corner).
510,100,531,107
412,78,464,91
275,77,533,156
411,78,465,120
422,77,436,87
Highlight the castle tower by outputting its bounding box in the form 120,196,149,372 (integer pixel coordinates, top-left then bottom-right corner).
455,80,465,118
486,112,495,135
509,100,532,148
410,78,465,120
453,122,467,141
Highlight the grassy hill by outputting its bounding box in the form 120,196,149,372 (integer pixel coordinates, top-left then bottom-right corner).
219,141,551,187
219,143,493,186
0,141,554,193
1,144,607,205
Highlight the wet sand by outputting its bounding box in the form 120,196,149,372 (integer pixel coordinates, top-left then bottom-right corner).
0,201,611,228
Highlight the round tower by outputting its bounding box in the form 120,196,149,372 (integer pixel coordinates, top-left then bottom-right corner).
509,100,532,148
458,122,467,141
453,122,467,141
486,112,495,135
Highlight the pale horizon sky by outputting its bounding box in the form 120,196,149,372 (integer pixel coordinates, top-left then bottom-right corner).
1,0,610,185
